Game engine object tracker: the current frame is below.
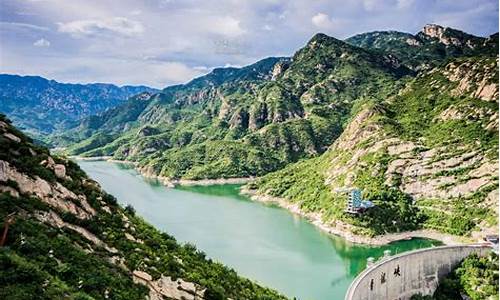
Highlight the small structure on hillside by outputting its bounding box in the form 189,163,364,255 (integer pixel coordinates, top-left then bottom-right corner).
336,188,375,215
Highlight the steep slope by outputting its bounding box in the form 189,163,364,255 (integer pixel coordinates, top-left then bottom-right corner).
0,114,287,300
346,24,498,70
251,56,498,239
62,34,411,181
0,74,157,140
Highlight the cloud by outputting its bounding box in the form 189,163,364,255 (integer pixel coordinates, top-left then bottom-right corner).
0,21,49,31
1,0,498,87
207,16,245,37
311,13,335,29
57,17,144,38
33,38,50,47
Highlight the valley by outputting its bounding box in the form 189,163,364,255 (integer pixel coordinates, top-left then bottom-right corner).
78,160,440,300
0,18,498,300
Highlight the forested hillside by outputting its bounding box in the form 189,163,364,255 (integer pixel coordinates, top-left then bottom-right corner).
0,114,286,300
59,34,410,180
252,55,498,238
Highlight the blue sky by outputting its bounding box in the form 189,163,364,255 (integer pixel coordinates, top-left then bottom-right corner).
0,0,498,88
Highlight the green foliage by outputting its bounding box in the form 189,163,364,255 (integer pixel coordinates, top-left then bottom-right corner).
58,34,408,180
427,253,499,300
346,27,498,70
0,116,287,300
250,55,498,238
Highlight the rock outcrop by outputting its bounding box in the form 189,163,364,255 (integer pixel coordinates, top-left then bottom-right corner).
133,270,205,300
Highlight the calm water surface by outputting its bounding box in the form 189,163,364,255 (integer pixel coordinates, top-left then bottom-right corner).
78,161,441,300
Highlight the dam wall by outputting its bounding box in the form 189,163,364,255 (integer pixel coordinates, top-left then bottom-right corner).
345,244,491,300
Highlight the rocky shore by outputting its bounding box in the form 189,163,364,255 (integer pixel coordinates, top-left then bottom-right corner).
240,187,470,246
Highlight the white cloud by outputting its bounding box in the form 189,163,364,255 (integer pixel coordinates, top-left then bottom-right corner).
33,38,50,47
263,24,273,31
2,0,497,87
208,16,245,37
0,21,49,31
57,17,144,38
311,13,334,29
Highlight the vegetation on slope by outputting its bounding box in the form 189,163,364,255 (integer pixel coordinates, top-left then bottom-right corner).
0,114,287,300
0,74,156,141
252,55,498,237
346,24,499,70
411,253,499,300
57,34,410,180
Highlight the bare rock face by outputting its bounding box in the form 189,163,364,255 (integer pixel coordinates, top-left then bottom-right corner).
133,270,205,300
405,38,421,46
271,61,289,80
422,24,445,39
444,59,499,101
41,156,55,169
3,132,21,143
53,164,67,180
228,108,249,129
248,102,268,131
421,24,462,46
0,160,95,219
321,102,497,237
35,210,117,253
218,98,232,120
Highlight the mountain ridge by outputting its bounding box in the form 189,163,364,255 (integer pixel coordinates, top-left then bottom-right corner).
0,74,158,141
346,23,499,70
58,31,411,182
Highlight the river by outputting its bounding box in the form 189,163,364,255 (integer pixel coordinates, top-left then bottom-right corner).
78,160,441,300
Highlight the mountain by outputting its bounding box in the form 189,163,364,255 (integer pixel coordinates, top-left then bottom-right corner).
0,74,157,140
47,24,497,239
346,24,499,70
251,55,498,238
59,35,411,181
0,114,287,300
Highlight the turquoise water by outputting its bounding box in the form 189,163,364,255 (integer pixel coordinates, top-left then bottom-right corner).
78,161,441,300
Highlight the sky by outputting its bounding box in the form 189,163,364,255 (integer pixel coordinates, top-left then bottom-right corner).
0,0,498,88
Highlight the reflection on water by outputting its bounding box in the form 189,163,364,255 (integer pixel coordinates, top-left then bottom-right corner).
79,161,441,300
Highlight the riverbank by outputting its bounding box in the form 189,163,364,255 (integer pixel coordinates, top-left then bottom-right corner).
240,187,469,246
71,156,253,187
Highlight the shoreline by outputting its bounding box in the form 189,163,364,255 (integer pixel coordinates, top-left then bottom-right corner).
240,187,469,246
72,156,254,187
73,155,470,246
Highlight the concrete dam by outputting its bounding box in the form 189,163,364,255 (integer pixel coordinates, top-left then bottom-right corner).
345,244,491,300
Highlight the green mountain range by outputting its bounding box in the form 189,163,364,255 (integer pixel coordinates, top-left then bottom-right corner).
0,114,286,300
18,24,500,240
0,74,157,142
